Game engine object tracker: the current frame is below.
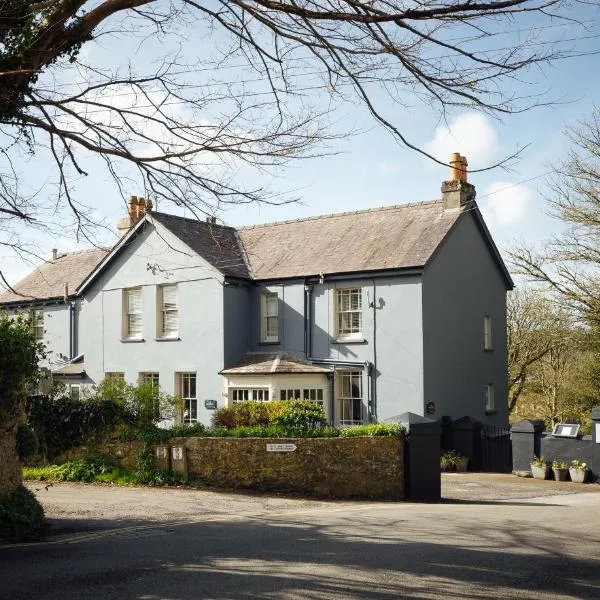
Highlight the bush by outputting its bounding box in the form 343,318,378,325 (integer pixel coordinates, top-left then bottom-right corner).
0,485,45,540
212,401,287,428
16,424,38,460
168,423,207,438
339,423,404,437
271,400,327,431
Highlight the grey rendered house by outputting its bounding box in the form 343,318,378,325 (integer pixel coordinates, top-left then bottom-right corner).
0,157,513,426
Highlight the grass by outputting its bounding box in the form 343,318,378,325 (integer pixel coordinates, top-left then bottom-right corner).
23,464,139,486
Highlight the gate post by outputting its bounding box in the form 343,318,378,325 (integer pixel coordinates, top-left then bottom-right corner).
591,407,600,482
391,412,441,502
510,419,544,475
451,416,482,471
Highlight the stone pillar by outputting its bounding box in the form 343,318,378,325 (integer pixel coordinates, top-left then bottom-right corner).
154,445,170,471
391,412,441,502
591,407,600,483
451,416,482,471
510,419,545,475
171,444,188,477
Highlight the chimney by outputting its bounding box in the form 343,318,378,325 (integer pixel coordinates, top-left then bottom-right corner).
52,248,58,261
117,195,153,237
441,153,476,209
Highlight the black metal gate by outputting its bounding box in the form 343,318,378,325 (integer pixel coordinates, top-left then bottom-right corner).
480,425,512,472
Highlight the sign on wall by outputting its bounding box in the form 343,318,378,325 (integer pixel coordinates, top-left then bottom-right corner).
204,399,218,410
551,423,580,438
266,443,297,452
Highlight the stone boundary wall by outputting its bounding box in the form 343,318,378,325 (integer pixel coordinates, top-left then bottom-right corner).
170,437,404,500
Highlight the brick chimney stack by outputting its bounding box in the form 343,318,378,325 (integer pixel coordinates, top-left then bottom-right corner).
117,195,153,236
441,152,476,210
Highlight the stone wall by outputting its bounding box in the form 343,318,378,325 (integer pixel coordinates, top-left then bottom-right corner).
173,437,404,499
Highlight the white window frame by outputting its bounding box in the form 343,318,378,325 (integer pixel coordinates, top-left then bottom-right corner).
123,287,143,339
336,370,364,426
484,315,493,350
335,288,362,339
31,309,44,341
69,384,81,401
230,388,270,403
260,293,279,343
104,372,125,384
485,383,495,412
139,372,160,390
177,372,197,423
280,387,325,413
158,284,179,339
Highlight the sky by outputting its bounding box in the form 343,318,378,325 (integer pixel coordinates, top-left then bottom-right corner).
3,2,600,288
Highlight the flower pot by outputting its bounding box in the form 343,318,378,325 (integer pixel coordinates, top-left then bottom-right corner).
455,458,469,472
569,468,588,483
552,467,569,482
531,464,549,480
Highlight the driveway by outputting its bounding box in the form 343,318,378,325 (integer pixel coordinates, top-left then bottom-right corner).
1,474,599,599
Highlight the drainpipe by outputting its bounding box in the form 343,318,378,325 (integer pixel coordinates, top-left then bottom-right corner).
371,279,378,422
64,283,76,360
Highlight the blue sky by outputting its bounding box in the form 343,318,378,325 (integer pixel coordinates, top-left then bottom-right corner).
3,3,600,287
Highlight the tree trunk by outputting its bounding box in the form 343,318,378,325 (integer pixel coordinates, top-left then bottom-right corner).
0,398,23,498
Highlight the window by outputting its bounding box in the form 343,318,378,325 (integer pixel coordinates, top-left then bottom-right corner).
69,384,81,401
336,370,363,426
485,384,495,412
177,373,197,423
139,372,160,390
280,388,325,412
31,310,44,340
261,293,279,343
104,372,125,387
336,288,362,338
484,315,493,350
231,388,270,403
158,285,179,338
124,287,143,339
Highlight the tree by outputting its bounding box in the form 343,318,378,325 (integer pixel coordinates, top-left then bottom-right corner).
0,313,43,498
509,109,600,324
0,0,588,285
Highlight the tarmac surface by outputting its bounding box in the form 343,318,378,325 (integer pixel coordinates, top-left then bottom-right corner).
1,474,599,599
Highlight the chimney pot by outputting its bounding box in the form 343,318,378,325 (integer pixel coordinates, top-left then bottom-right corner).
52,248,58,261
442,152,475,209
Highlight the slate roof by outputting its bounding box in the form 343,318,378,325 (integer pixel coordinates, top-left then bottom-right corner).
237,201,461,279
151,212,250,279
0,248,109,304
220,353,331,375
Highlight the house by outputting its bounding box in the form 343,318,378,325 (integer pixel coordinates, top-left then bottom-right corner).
0,153,512,426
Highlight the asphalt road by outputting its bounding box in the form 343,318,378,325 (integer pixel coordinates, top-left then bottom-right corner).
1,475,599,599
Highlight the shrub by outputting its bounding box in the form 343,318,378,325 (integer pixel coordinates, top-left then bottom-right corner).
339,423,404,437
271,400,327,431
440,450,466,471
212,401,287,428
168,423,207,438
0,485,45,540
16,424,38,460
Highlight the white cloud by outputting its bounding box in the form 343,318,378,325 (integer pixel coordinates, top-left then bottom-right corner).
479,181,535,228
423,113,500,168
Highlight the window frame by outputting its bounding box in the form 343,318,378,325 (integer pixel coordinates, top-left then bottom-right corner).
31,309,44,341
335,370,364,426
485,383,495,412
176,372,197,423
484,315,493,351
158,284,179,339
335,288,363,339
123,287,143,340
260,292,279,343
230,388,270,403
139,372,160,389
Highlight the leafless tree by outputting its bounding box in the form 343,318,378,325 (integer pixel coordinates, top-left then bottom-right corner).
509,109,600,324
0,0,593,288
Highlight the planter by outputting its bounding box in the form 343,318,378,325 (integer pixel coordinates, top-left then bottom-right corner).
552,467,569,482
531,464,550,480
569,468,588,483
455,458,469,472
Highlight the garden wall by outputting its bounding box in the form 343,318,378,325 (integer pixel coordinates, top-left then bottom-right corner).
173,437,404,499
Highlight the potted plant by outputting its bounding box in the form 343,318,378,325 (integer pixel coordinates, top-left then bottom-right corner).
455,453,469,473
552,460,569,481
569,459,589,483
531,456,549,480
440,450,456,472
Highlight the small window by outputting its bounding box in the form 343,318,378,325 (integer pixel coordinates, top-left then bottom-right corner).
336,370,363,426
231,388,270,403
69,384,81,401
124,288,143,339
485,384,495,412
105,372,125,382
177,372,197,423
158,285,179,338
336,288,362,338
484,315,493,350
261,293,279,343
139,372,160,390
280,388,325,411
31,310,44,341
